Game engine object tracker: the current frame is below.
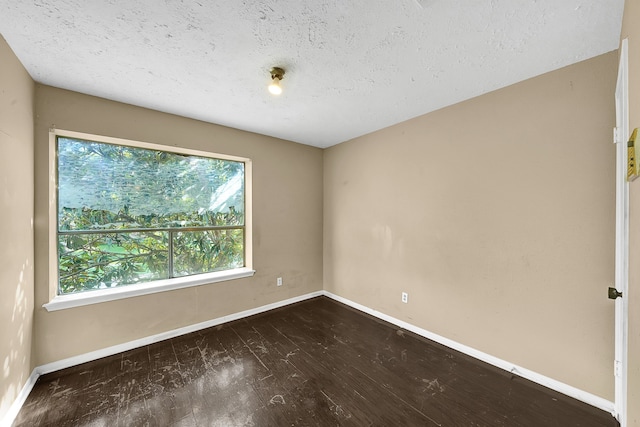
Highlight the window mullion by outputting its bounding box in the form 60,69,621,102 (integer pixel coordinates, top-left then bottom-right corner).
58,225,241,235
168,230,174,279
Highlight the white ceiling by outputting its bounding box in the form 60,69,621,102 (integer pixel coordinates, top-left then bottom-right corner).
0,0,625,148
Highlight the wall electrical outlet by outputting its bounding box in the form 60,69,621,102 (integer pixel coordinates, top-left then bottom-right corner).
277,277,283,286
401,292,408,303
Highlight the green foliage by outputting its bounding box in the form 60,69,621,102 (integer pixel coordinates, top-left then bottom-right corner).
58,231,169,294
58,205,243,231
58,210,245,294
57,136,245,224
173,229,244,277
56,136,246,295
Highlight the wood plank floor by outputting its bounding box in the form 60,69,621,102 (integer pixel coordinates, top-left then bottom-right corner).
14,296,618,426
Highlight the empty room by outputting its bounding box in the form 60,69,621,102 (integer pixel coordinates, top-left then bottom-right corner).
1,0,640,426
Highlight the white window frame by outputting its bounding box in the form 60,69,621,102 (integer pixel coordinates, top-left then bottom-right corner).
44,129,254,312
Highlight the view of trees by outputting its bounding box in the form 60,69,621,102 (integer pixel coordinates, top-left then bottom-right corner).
57,137,246,295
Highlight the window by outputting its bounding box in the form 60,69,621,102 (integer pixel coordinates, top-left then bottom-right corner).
46,130,253,310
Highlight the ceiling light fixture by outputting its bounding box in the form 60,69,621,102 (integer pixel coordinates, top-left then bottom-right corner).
268,67,285,95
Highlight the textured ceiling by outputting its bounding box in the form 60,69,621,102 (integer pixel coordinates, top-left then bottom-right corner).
0,0,625,148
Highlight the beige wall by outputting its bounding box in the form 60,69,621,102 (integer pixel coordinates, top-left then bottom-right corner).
32,85,323,365
0,19,626,421
621,0,640,424
0,36,35,420
324,52,618,399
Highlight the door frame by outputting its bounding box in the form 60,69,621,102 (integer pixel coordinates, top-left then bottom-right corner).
614,37,629,426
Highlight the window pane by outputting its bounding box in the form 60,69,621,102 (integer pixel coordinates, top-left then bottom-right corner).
58,231,169,294
55,134,249,296
57,137,244,231
172,229,244,277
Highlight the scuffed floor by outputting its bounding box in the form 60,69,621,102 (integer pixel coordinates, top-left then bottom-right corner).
14,297,618,426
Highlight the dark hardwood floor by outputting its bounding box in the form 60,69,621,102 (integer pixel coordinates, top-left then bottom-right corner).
14,296,618,426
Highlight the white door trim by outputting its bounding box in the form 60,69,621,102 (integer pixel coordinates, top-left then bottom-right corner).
614,37,630,426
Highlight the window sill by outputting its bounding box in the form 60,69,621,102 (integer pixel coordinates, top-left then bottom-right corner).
43,267,256,312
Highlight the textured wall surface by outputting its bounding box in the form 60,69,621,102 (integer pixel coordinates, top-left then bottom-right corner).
0,1,625,147
0,36,34,421
324,52,618,400
33,86,324,366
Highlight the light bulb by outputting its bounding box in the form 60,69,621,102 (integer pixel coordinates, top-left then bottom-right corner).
268,77,282,95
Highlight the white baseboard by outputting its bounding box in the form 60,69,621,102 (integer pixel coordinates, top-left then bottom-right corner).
2,289,615,426
1,369,39,427
322,291,616,417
